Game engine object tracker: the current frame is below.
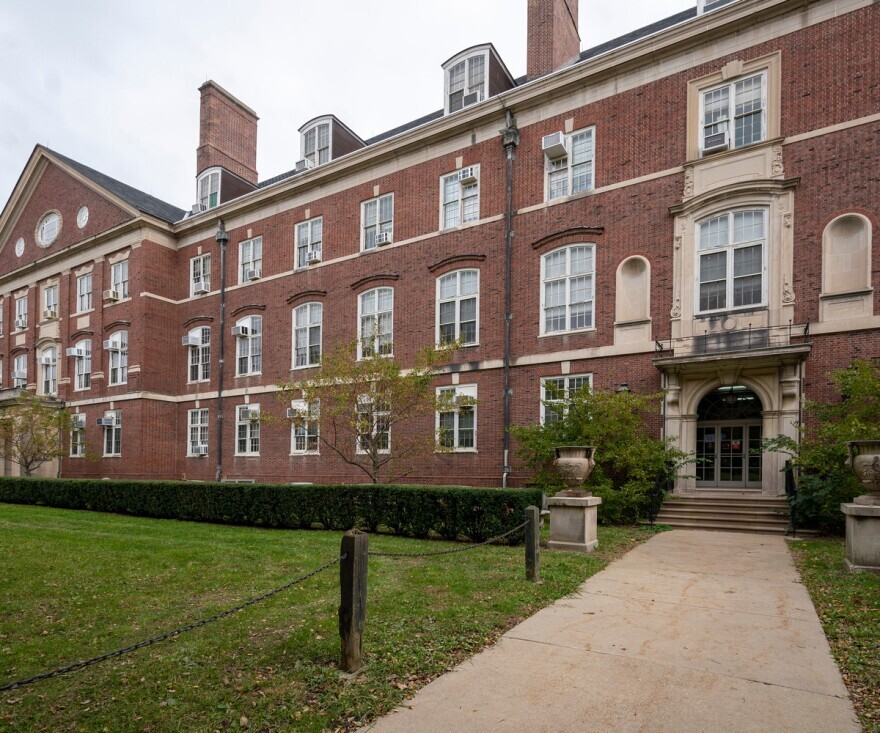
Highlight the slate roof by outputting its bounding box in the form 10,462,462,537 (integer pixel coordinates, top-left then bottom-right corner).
47,148,186,224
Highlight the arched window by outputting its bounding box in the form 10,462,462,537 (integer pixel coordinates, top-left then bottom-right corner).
105,331,128,386
185,327,210,383
822,214,872,296
615,257,650,323
234,316,262,376
39,346,57,396
437,269,478,345
541,245,595,335
293,303,322,368
358,288,393,359
72,339,91,391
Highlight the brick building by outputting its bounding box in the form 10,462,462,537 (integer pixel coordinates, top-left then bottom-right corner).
0,0,877,496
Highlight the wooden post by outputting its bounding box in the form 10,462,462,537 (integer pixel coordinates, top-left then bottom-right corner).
525,505,540,583
339,530,368,673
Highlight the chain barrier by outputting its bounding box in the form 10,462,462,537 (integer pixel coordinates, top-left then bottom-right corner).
368,520,528,558
0,554,345,694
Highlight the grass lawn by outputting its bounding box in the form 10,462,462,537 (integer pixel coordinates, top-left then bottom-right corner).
789,538,880,732
0,504,662,732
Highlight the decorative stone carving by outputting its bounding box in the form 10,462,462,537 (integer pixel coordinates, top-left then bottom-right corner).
782,277,795,303
553,446,596,496
783,213,792,229
674,236,682,250
670,298,681,318
847,441,880,505
683,167,694,198
771,145,784,176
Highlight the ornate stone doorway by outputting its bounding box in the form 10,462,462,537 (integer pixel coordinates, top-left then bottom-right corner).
695,386,763,489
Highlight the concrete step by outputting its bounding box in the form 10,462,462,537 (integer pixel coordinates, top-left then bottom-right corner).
656,508,789,520
654,493,794,534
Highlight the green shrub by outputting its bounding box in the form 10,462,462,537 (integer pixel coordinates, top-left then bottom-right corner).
0,477,541,543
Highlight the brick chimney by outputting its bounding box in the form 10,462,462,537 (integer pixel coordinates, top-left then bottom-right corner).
527,0,581,81
196,80,258,185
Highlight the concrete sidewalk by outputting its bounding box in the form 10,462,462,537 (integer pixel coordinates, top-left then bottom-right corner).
363,530,859,733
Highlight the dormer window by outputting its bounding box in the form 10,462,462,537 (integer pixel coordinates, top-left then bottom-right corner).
198,168,221,210
303,123,330,167
442,44,513,116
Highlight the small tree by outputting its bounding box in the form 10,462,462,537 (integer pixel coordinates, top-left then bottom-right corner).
763,358,880,533
278,341,459,484
0,392,75,476
511,387,686,523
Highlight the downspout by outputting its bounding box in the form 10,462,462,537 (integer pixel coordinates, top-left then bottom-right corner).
214,219,229,482
500,110,520,488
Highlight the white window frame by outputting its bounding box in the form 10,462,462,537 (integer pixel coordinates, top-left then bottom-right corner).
444,50,488,114
295,218,323,269
190,253,211,296
695,208,768,314
0,301,3,336
103,410,121,457
440,166,480,230
76,273,92,312
13,354,27,388
188,408,209,456
14,296,27,330
43,284,58,319
436,269,479,346
110,260,129,299
70,413,86,458
293,303,322,369
37,211,61,247
540,245,596,336
358,287,393,360
235,403,260,456
40,346,57,396
74,339,91,391
302,122,331,166
107,330,128,386
290,399,320,454
540,374,593,424
361,194,394,251
235,316,262,376
198,168,221,210
356,396,390,455
238,237,263,283
436,384,477,452
699,72,767,156
545,127,595,201
187,327,211,383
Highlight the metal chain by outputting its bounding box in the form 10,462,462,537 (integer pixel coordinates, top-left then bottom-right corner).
0,554,345,694
368,520,528,558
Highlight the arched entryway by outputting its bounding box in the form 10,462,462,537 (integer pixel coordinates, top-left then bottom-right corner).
695,386,763,489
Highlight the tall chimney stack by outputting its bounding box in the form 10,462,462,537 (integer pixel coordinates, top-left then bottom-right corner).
527,0,581,81
196,81,258,186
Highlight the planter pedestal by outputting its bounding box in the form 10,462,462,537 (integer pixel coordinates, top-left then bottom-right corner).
840,501,880,574
547,495,602,553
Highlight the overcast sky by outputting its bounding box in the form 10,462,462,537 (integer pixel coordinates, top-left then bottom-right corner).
0,0,693,213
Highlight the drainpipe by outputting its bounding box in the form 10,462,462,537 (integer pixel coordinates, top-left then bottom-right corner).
500,110,520,488
214,219,229,482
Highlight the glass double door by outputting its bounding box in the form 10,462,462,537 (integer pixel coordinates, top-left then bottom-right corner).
695,422,762,488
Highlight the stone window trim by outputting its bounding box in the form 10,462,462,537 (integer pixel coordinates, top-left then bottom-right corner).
685,52,781,162
107,249,131,265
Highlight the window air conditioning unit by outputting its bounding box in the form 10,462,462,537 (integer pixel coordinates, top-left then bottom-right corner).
104,410,117,420
43,308,57,320
181,335,201,347
307,250,321,264
462,89,484,107
231,325,249,338
376,232,392,246
189,203,206,216
96,417,115,426
12,370,27,380
193,283,210,295
14,318,26,330
37,356,54,366
542,131,568,159
246,410,260,422
66,347,86,358
295,158,315,172
286,407,297,419
458,166,478,185
194,445,209,456
703,130,729,153
245,268,261,281
103,289,120,302
102,339,118,350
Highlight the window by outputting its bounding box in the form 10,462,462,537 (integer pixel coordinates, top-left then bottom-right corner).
700,73,766,154
188,409,209,456
541,374,592,424
441,167,480,229
70,413,86,458
106,331,128,386
541,245,595,334
103,410,121,456
198,169,220,210
239,237,262,282
236,404,260,455
14,296,27,330
235,316,262,376
13,354,27,388
295,218,322,268
73,339,91,391
358,287,393,359
186,327,211,383
697,209,766,313
190,254,211,296
37,211,60,247
437,384,477,451
362,194,394,250
293,303,322,368
77,274,92,312
110,260,129,299
40,347,57,396
446,54,486,113
356,397,390,454
437,269,478,345
290,399,319,454
0,302,4,336
546,129,594,200
303,123,330,166
43,285,58,319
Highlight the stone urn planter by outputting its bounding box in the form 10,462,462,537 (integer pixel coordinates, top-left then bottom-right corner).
846,440,880,505
553,446,596,497
841,440,880,574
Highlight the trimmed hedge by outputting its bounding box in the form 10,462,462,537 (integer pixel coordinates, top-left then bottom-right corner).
0,477,543,543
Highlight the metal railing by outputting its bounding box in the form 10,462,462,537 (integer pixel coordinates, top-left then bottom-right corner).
655,322,809,358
